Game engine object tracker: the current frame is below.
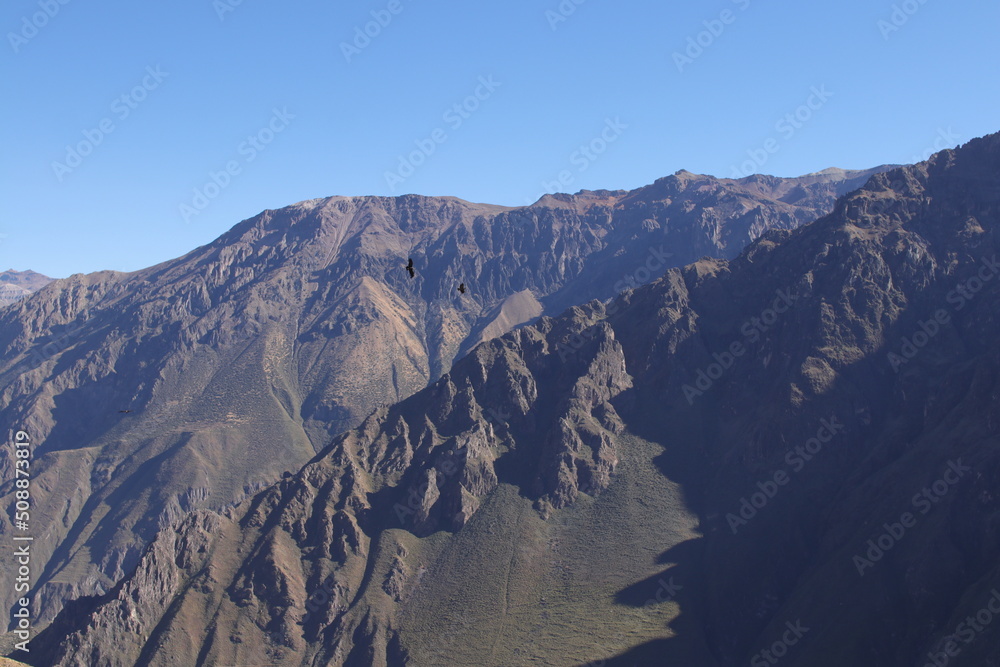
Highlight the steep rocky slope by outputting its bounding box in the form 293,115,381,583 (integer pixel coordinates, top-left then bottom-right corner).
26,135,1000,665
0,168,887,629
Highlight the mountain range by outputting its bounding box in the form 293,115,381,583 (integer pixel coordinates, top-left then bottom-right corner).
23,133,1000,666
0,166,891,639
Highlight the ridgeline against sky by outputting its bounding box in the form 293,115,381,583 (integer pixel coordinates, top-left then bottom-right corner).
3,0,996,277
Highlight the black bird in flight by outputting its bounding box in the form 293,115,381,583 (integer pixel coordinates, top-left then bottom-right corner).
406,258,415,279
118,410,132,414
458,283,467,294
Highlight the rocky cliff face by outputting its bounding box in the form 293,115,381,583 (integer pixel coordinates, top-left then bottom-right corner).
25,135,1000,665
0,169,887,630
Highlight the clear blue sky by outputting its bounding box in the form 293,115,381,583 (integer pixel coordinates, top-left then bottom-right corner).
3,0,997,278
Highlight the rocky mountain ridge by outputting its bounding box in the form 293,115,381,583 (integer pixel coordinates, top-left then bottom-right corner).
0,270,52,307
23,135,1000,665
0,167,890,630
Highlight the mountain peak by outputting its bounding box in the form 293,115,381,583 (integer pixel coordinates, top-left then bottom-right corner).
0,269,53,305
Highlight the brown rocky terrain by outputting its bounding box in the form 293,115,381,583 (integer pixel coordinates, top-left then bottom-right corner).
22,134,1000,665
0,167,888,633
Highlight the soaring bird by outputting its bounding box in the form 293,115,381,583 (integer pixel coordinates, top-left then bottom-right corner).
118,410,132,414
405,257,415,278
458,283,467,294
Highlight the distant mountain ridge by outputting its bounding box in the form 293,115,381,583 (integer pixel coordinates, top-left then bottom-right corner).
0,270,51,306
0,165,890,631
